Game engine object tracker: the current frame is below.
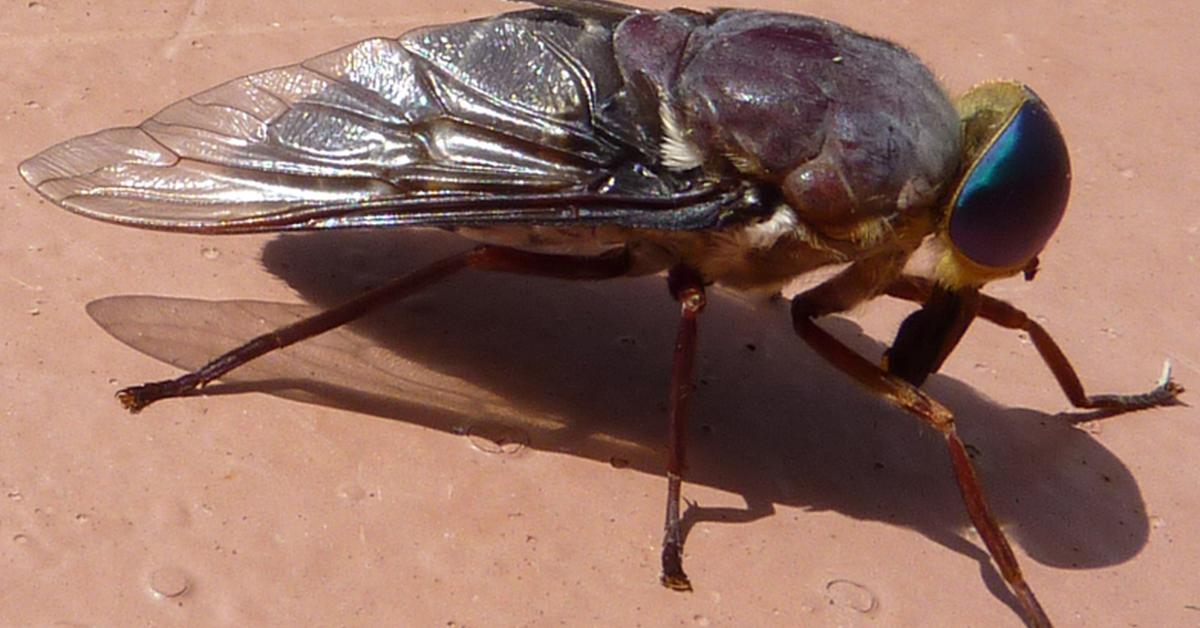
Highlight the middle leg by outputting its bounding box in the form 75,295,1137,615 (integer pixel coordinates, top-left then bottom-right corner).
660,265,707,591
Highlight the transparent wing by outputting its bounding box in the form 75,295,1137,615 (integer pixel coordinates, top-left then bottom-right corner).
19,11,730,234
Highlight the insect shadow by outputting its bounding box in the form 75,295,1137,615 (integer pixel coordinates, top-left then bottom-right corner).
87,228,1149,599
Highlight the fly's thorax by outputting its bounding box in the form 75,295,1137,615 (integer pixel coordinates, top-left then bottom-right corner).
614,10,961,243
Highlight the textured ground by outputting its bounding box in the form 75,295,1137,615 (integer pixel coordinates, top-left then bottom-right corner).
2,1,1198,626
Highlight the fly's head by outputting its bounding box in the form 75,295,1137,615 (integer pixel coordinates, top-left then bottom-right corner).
935,81,1071,289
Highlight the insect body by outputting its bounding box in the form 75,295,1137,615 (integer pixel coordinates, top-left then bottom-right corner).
18,1,1181,626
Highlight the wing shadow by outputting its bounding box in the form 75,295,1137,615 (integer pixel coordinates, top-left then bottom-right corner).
87,228,1149,581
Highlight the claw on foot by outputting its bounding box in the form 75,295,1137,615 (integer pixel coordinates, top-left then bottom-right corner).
661,539,692,592
661,572,693,592
1156,360,1185,400
116,387,149,413
115,379,182,413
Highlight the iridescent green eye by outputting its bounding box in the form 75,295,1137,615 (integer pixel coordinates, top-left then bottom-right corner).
948,89,1070,269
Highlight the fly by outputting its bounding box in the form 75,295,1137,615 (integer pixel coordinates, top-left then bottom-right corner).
18,1,1183,626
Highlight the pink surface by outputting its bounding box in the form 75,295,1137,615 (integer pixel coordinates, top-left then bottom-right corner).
2,1,1198,626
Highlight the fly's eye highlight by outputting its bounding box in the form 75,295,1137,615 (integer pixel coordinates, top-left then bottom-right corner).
948,85,1071,271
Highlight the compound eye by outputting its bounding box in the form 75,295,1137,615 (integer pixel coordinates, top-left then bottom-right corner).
948,92,1071,269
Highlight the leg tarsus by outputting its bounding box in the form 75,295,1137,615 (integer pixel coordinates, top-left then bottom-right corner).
119,376,204,413
1073,359,1183,412
660,473,693,591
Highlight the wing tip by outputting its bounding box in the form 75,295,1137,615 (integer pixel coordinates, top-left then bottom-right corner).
17,148,65,195
18,126,168,195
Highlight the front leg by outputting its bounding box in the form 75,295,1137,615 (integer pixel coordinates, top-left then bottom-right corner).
885,275,1183,411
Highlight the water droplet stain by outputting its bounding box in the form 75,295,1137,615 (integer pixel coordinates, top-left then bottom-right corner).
337,482,367,502
12,534,29,544
825,579,878,613
692,614,710,626
200,246,221,260
149,567,190,598
6,490,22,501
466,423,529,455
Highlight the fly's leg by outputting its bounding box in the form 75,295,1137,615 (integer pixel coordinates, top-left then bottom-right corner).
117,245,633,412
885,275,1184,411
117,252,470,411
123,243,706,594
791,294,1052,628
660,265,706,591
